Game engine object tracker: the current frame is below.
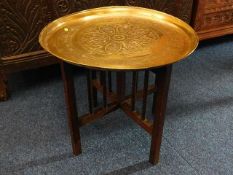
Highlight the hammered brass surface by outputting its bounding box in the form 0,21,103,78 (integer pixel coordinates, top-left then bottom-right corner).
39,6,198,70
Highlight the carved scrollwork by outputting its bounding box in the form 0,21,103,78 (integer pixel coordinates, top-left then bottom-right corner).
125,0,193,23
51,0,120,18
52,0,75,17
125,0,146,7
73,0,120,11
171,1,193,23
0,0,50,57
203,10,233,28
195,0,233,30
205,0,233,7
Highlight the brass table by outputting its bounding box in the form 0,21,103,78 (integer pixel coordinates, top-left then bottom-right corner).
39,6,198,165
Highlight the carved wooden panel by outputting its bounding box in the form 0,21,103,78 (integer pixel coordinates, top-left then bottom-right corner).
48,0,76,18
0,0,51,57
50,0,193,22
73,0,122,11
203,10,233,28
50,0,122,18
125,0,193,23
194,0,233,31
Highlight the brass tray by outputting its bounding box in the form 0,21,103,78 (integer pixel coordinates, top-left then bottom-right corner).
39,6,199,70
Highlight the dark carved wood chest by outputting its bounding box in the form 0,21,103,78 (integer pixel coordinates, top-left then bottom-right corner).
0,0,193,100
192,0,233,40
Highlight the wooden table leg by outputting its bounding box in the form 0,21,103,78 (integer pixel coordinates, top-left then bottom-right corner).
91,71,98,107
0,71,8,101
60,61,81,156
149,65,172,165
116,72,126,102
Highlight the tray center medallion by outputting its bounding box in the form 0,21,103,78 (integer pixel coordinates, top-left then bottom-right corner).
75,19,163,58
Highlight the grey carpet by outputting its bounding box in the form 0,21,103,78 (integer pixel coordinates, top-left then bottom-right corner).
0,35,233,175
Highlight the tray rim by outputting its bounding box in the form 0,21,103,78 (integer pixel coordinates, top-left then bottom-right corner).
39,6,199,70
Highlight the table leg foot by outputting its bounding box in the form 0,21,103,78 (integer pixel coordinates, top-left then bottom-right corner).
149,65,172,165
61,61,82,156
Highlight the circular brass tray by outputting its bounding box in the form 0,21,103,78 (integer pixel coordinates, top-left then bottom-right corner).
39,6,199,70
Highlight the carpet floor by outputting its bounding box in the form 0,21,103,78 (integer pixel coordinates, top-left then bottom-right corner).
0,35,233,175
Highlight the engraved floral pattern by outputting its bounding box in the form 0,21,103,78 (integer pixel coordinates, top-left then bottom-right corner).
77,19,163,58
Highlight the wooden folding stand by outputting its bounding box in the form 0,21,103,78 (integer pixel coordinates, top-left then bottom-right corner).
61,61,172,165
